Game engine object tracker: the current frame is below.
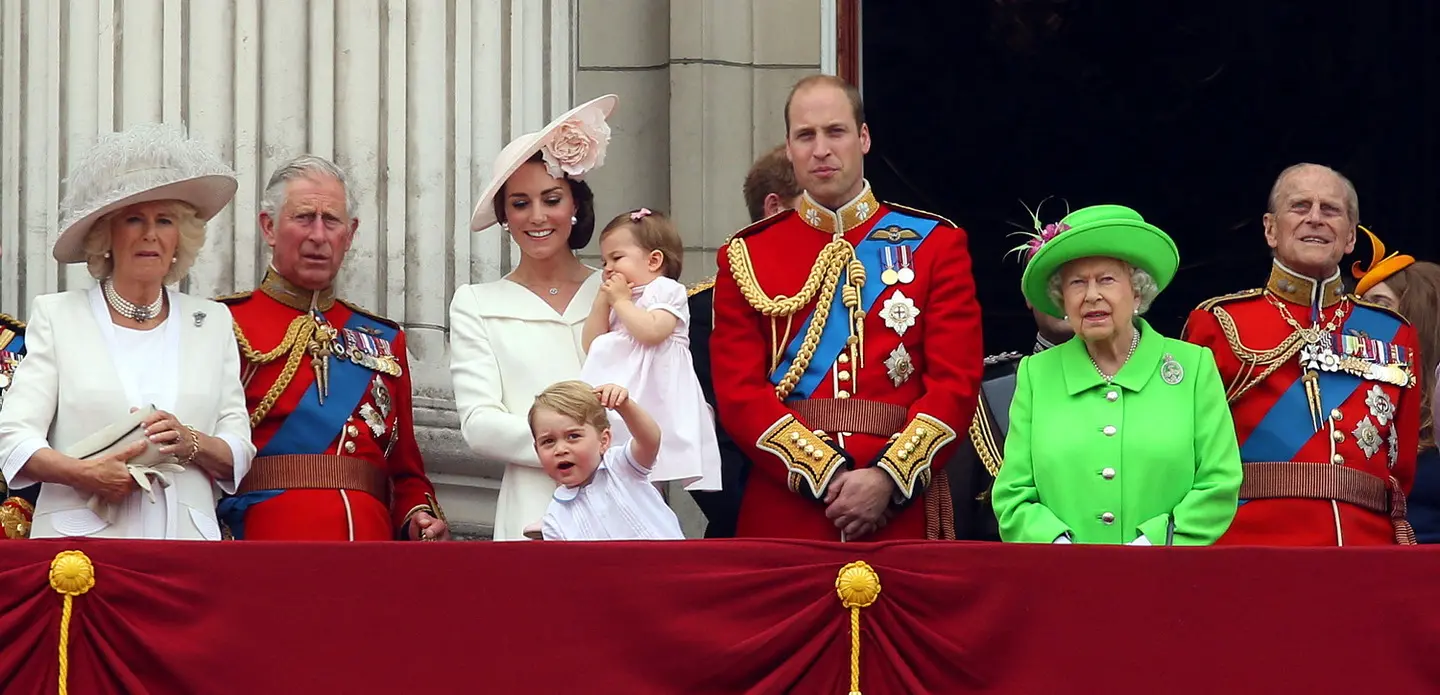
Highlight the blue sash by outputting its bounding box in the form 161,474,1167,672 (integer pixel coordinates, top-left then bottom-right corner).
2,334,24,354
1239,305,1403,463
219,311,398,538
771,211,940,400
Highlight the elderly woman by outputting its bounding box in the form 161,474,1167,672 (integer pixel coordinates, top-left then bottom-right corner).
450,95,616,540
991,204,1243,545
0,123,254,540
1351,228,1440,542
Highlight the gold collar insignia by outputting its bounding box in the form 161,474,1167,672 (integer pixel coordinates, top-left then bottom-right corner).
259,267,336,312
1266,261,1345,309
796,181,881,237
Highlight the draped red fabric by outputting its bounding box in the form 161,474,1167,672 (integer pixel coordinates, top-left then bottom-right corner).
0,539,1438,694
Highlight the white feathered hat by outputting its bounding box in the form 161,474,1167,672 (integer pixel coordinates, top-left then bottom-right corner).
53,123,238,263
470,94,617,231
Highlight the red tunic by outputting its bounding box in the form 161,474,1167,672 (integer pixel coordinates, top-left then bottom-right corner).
711,186,983,541
220,274,436,541
1183,263,1421,546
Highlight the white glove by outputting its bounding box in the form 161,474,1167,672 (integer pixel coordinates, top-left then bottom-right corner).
1052,534,1072,544
1127,534,1152,546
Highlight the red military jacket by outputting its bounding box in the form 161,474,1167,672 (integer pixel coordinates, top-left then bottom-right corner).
1183,262,1422,545
711,183,984,541
219,269,438,540
0,313,33,539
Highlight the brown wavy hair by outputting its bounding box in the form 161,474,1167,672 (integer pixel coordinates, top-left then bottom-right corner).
598,209,684,280
1386,261,1440,451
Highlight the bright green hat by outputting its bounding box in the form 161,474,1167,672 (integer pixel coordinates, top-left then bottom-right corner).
1018,204,1179,318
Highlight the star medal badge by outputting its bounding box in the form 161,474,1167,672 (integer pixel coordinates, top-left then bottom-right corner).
885,344,915,387
359,403,387,438
371,374,392,420
880,291,920,337
1160,353,1184,385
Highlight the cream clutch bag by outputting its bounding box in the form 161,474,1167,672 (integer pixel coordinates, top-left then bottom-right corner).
64,405,184,522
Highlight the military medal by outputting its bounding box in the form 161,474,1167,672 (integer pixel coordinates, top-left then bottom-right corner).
371,375,392,419
885,344,914,387
895,246,915,284
359,403,387,438
1387,426,1399,469
1160,354,1184,385
880,291,919,337
1352,417,1382,460
879,246,900,286
1365,385,1395,426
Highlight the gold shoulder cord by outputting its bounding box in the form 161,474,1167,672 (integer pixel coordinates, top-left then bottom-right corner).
233,316,317,428
1212,304,1308,402
727,237,864,400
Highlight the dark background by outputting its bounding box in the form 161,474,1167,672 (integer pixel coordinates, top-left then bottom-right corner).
862,0,1439,354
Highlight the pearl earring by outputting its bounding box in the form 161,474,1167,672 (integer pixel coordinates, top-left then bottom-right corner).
501,222,509,232
103,251,111,258
570,216,578,225
171,256,178,264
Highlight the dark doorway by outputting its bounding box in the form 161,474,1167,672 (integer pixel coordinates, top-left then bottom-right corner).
861,1,1440,354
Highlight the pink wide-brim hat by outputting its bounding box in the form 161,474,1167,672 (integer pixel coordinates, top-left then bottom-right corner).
469,94,618,231
53,123,237,264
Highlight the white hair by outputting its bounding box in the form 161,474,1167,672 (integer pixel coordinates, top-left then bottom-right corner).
260,154,358,220
1048,261,1159,316
1267,162,1359,223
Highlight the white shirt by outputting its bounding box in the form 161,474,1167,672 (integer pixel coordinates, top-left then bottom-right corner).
540,443,684,541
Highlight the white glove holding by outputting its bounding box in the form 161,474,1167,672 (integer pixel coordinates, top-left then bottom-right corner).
1127,534,1153,546
1052,534,1072,544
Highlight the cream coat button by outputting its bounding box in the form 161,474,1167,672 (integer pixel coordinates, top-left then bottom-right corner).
1103,425,1117,436
1101,512,1115,524
1106,391,1118,402
1102,467,1116,480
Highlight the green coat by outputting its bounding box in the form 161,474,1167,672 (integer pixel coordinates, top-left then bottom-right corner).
992,319,1242,545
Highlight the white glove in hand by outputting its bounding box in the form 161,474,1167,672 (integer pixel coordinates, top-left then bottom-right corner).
1127,534,1152,546
1052,534,1072,544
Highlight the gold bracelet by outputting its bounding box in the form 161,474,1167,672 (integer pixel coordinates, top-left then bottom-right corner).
180,427,200,465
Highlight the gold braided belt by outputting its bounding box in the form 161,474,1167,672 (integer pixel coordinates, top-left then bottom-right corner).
726,237,866,400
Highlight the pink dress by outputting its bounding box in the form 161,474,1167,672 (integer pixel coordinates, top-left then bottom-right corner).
580,277,721,490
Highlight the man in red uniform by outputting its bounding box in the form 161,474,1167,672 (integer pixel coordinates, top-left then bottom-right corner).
216,155,449,541
1184,163,1422,545
711,75,983,541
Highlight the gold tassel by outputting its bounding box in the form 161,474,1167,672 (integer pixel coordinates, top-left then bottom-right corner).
835,561,882,695
1302,371,1323,432
49,551,96,695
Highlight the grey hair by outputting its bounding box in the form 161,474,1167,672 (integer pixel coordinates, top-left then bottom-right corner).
81,200,206,285
1267,163,1359,223
260,154,358,220
1048,262,1160,316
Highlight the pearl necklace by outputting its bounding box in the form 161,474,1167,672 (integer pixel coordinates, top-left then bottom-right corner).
1089,327,1140,383
102,277,164,322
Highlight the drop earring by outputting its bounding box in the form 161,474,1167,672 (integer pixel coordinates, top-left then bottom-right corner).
500,222,509,232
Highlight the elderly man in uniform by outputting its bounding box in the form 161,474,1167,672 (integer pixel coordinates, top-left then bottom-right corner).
0,308,34,539
711,75,984,541
216,155,450,541
687,144,803,538
948,230,1074,541
1183,163,1423,545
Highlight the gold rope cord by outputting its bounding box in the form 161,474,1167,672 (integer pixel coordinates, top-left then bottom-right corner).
835,561,882,695
233,316,316,428
49,550,96,695
727,238,857,399
1213,306,1308,402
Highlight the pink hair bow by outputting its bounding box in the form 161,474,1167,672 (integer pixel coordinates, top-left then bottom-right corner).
630,208,653,222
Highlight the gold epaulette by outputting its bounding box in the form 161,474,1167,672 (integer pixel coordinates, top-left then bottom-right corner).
0,312,24,331
883,201,956,228
1349,294,1412,325
213,290,254,305
1194,287,1263,312
724,209,794,245
338,299,401,330
687,276,716,298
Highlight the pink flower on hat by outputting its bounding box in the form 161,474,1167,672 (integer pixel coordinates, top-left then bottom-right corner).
1006,197,1070,263
541,105,611,180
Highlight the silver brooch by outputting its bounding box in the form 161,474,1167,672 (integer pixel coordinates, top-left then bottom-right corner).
1160,353,1184,385
192,311,206,327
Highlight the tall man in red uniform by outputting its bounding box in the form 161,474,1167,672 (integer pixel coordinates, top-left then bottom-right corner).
1184,163,1422,545
216,155,449,541
711,75,984,541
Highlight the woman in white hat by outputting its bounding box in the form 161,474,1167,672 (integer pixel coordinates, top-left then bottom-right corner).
0,123,255,540
450,95,616,541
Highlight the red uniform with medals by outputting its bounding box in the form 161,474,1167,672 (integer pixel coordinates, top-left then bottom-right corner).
1183,262,1422,545
216,270,439,541
711,183,984,541
0,313,35,539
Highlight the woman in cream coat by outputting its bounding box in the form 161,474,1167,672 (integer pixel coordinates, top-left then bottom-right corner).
0,123,255,540
450,95,616,540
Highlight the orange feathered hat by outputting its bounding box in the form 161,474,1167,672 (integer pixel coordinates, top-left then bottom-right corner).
1351,225,1415,296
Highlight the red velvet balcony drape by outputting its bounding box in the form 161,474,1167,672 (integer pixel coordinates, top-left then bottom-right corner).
1,539,1438,694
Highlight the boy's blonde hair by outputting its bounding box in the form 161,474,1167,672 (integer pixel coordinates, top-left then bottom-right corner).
527,380,609,435
598,209,684,280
